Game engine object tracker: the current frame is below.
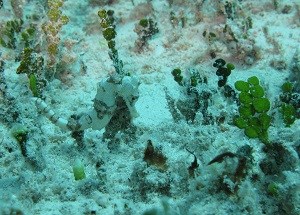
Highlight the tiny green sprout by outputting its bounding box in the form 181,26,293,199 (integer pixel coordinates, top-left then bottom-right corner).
209,32,216,38
73,159,86,181
213,59,234,87
103,27,116,41
234,116,248,129
247,76,259,85
21,26,35,47
250,85,265,98
17,47,33,74
267,182,279,196
107,40,116,49
248,117,260,126
174,76,183,85
9,19,23,32
259,113,271,129
238,106,253,118
98,9,107,19
61,15,69,25
0,37,7,47
11,124,28,157
21,31,29,41
171,68,183,85
190,75,198,87
218,79,227,87
247,17,253,29
213,58,226,68
226,63,235,70
221,67,231,77
281,103,296,127
100,20,110,29
29,73,39,97
253,97,270,113
11,124,28,144
139,19,149,28
239,92,252,105
26,27,35,36
281,82,293,93
244,126,259,138
235,80,250,92
171,68,181,77
107,10,114,17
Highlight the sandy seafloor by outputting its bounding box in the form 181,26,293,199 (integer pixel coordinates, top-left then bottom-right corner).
0,0,300,214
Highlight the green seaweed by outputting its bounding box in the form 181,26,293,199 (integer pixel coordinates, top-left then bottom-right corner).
234,76,271,144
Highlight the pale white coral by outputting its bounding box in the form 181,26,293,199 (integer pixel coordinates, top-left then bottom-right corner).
33,74,139,131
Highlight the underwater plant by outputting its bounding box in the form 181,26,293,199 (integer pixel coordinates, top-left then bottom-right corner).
42,0,69,69
267,182,279,196
169,10,187,28
20,25,36,48
73,159,86,181
134,18,159,52
171,68,207,89
98,9,123,74
279,82,298,127
0,19,23,49
11,124,28,157
213,58,235,87
171,68,183,86
16,47,45,97
169,68,211,123
224,1,235,20
234,76,271,144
